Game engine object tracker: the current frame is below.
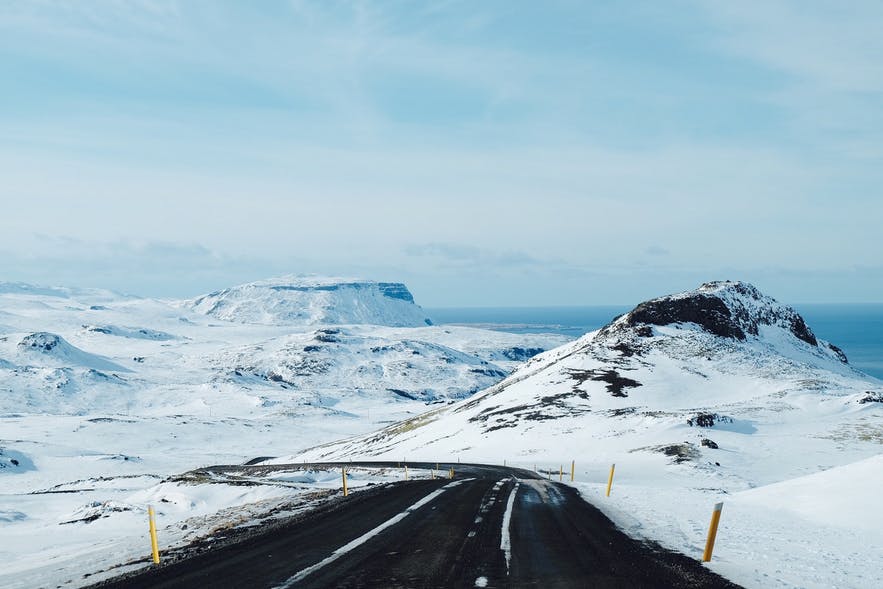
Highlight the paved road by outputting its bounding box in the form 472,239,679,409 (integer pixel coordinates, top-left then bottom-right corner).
89,462,740,588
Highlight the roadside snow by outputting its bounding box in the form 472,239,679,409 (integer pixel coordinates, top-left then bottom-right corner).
564,454,883,589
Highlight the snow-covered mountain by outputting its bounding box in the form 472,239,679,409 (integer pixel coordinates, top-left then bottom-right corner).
184,276,433,327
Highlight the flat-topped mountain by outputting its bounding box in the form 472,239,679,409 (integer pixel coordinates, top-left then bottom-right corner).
184,276,433,327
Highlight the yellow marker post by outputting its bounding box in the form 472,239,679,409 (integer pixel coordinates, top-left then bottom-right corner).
559,465,563,482
449,467,454,479
702,502,724,562
605,463,616,497
570,460,575,482
342,467,348,497
147,506,160,564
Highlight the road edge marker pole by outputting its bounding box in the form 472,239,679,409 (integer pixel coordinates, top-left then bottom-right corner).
559,465,563,482
605,463,616,497
342,467,348,497
571,460,575,482
702,502,724,562
148,505,160,564
405,465,409,480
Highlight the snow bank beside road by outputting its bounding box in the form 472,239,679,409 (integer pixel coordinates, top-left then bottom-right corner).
573,453,883,589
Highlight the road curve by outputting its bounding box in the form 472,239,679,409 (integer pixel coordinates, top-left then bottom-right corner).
88,462,740,589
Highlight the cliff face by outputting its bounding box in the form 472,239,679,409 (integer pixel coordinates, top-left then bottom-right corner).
185,276,433,327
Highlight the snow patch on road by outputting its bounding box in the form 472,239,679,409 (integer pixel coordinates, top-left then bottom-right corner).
500,481,520,574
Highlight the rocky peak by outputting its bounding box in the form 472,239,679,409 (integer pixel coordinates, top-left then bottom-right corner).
599,281,846,362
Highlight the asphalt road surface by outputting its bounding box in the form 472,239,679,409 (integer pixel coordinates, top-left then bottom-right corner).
89,462,741,589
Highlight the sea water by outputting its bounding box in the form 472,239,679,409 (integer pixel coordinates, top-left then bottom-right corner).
427,304,883,381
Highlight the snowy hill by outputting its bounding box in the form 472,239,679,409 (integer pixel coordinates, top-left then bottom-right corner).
16,332,130,373
184,276,433,327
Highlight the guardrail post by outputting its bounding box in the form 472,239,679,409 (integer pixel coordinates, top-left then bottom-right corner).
148,506,160,564
702,502,724,562
605,463,616,497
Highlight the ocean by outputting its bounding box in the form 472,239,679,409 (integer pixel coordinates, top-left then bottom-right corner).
426,304,883,381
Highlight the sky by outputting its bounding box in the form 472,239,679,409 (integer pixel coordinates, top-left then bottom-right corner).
1,1,882,307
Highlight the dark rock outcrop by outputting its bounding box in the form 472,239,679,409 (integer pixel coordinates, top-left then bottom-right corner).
626,295,743,339
597,281,838,359
501,347,545,362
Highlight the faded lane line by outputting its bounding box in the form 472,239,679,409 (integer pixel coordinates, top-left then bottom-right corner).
500,480,520,575
273,479,473,588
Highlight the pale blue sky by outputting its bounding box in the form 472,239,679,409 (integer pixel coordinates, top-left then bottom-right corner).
1,1,881,306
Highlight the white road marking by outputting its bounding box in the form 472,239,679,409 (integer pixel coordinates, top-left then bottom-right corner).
272,479,472,588
500,481,520,575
